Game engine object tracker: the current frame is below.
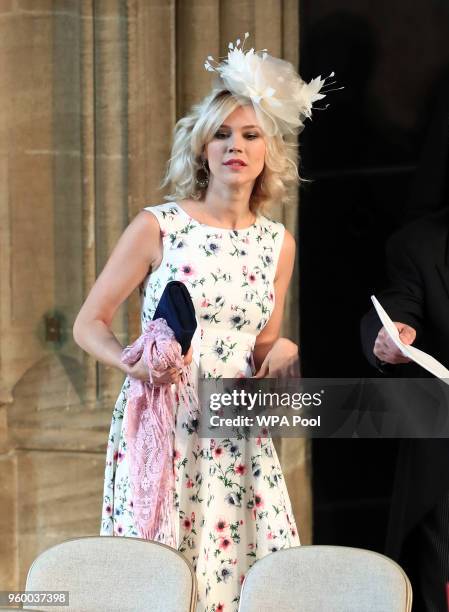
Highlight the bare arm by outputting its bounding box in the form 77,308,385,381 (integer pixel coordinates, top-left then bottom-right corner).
252,229,298,377
73,210,162,377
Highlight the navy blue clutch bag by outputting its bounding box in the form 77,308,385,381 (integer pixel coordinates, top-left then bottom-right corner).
152,281,197,355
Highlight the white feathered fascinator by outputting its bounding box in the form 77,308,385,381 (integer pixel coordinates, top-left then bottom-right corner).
204,33,339,137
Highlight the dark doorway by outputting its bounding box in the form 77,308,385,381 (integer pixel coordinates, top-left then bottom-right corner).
299,0,449,552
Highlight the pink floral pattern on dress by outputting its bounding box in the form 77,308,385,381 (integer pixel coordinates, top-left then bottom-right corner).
101,202,300,611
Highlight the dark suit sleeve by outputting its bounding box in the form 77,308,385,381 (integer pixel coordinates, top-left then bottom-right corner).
361,231,425,369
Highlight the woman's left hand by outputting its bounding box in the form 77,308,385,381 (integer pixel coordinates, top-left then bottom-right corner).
253,338,300,379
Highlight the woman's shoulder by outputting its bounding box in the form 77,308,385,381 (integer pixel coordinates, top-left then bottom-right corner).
257,212,287,242
143,201,181,220
255,214,293,270
142,201,191,232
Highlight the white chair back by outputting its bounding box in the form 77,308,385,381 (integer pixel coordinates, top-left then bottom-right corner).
238,545,412,612
25,536,197,612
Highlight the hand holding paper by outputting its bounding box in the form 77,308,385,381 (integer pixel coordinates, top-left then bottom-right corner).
371,295,449,379
374,318,416,365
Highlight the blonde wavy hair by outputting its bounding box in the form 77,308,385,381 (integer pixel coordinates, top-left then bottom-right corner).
160,89,300,214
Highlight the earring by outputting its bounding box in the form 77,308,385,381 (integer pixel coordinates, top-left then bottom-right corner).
197,158,209,189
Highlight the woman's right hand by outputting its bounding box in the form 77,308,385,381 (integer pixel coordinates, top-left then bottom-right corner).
125,346,193,384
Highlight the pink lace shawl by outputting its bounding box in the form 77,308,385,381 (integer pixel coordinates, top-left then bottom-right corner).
121,318,197,545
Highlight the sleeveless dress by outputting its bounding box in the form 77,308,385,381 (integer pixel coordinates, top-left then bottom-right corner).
100,202,300,611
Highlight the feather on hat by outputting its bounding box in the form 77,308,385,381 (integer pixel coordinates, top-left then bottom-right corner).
205,33,338,137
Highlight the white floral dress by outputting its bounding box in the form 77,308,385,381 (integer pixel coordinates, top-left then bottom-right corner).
101,202,300,612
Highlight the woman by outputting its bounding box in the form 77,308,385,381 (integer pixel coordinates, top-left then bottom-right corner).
74,34,329,612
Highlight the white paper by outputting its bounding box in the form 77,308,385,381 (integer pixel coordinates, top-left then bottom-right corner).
191,315,201,367
371,295,449,379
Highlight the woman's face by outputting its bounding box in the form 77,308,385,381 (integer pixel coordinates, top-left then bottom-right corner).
205,105,266,189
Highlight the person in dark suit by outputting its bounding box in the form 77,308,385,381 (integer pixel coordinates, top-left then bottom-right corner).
361,206,449,611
